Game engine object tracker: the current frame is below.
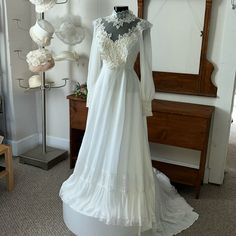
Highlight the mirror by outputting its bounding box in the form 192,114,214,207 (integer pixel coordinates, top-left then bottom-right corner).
147,0,205,74
137,0,217,97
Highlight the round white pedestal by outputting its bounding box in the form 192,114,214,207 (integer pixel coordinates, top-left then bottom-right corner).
63,202,142,236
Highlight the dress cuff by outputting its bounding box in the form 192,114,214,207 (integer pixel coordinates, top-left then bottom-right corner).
142,100,153,117
86,99,89,108
86,91,92,108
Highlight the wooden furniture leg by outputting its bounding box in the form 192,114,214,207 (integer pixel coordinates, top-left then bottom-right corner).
0,145,14,191
5,146,14,191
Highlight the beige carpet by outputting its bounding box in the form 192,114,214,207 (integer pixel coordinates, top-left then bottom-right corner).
0,125,236,236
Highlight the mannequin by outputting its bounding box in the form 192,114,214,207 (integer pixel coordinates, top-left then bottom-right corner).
63,9,156,236
61,5,198,236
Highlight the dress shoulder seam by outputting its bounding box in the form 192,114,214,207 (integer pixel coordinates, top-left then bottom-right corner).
137,18,153,32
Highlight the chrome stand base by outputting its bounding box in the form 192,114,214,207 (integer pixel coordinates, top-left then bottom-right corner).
19,145,68,170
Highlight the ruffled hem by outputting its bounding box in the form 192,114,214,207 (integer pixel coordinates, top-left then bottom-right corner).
62,203,155,232
60,168,199,235
60,174,157,232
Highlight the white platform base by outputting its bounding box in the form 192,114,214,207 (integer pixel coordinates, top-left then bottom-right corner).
63,203,156,236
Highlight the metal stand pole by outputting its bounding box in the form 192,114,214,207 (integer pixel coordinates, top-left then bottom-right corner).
41,71,47,154
41,12,47,154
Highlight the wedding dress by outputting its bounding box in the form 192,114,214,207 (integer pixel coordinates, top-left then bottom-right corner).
60,10,199,236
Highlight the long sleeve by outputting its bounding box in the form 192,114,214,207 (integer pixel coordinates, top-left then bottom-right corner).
140,27,155,117
86,23,102,108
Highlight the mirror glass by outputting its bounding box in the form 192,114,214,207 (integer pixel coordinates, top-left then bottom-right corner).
146,0,206,74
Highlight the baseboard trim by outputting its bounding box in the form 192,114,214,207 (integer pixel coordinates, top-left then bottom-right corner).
7,134,69,156
38,134,69,151
7,133,39,156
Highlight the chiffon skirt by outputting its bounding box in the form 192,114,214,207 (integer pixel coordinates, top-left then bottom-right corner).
59,65,199,235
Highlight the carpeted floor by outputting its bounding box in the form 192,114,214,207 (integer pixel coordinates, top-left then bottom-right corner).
1,123,236,236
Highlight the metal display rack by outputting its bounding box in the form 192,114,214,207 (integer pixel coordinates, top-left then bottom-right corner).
14,1,69,170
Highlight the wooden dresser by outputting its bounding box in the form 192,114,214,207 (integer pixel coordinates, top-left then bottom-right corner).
67,95,214,198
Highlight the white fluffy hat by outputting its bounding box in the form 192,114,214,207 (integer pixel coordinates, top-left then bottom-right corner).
28,75,54,88
26,48,55,72
28,75,42,88
30,19,54,47
29,0,56,13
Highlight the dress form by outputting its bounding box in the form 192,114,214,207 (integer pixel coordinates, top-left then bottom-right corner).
62,8,152,236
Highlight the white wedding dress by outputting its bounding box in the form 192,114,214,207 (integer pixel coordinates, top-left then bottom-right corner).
60,10,199,236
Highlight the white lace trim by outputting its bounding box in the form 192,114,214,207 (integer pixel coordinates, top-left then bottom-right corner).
142,100,153,117
75,162,155,193
93,16,152,69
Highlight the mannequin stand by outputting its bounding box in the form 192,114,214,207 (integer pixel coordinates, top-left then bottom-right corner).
63,203,156,236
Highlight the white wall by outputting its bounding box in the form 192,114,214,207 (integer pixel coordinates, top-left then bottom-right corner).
208,2,236,183
2,0,38,154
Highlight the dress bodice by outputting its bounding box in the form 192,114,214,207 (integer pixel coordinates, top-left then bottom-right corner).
86,10,155,117
93,10,152,69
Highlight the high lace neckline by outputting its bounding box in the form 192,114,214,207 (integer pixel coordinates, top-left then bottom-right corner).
110,9,136,21
103,9,137,29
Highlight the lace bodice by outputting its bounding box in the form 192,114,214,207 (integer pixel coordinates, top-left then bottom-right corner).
86,10,155,117
100,10,141,41
93,10,152,69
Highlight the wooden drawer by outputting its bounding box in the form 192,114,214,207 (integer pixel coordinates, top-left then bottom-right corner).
147,112,208,150
70,99,88,130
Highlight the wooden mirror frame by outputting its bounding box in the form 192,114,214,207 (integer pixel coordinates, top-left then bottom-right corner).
137,0,217,97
